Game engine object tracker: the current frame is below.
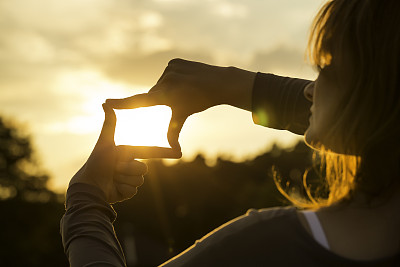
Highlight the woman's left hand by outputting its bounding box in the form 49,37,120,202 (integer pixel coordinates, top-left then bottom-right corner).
69,103,182,203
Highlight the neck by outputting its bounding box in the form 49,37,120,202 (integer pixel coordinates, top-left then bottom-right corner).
321,183,400,216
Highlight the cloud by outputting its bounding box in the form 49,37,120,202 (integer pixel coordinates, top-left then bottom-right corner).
96,49,213,86
0,0,324,191
0,0,321,91
249,46,317,79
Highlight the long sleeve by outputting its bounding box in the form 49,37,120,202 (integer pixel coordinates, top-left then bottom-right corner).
252,72,312,135
158,206,398,267
60,183,126,267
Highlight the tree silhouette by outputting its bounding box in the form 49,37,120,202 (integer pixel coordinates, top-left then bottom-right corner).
0,114,316,266
113,141,314,266
0,117,55,202
0,116,67,266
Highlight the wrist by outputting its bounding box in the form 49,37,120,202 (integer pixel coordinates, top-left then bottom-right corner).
223,66,256,111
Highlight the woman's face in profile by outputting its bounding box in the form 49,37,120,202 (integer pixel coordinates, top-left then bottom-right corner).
304,64,347,152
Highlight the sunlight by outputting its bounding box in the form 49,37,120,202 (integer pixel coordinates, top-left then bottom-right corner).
114,106,171,147
44,69,142,135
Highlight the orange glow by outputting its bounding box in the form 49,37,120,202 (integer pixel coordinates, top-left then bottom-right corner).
114,106,171,147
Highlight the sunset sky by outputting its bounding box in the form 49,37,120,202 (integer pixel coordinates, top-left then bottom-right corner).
0,0,325,192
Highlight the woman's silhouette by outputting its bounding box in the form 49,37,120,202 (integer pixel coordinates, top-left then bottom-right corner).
61,0,400,265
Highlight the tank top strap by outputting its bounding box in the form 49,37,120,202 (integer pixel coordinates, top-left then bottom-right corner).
302,210,330,250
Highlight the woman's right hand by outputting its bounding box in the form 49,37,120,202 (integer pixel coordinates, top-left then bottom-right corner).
106,58,256,150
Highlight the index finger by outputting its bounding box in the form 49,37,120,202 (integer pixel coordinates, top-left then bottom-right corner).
106,91,165,109
116,145,182,160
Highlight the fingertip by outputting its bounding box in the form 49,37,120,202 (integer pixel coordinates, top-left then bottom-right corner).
105,99,124,110
100,103,116,141
167,135,181,152
105,99,116,105
171,143,182,155
174,149,183,159
102,103,107,114
165,146,182,159
102,103,115,116
105,96,137,109
102,102,110,110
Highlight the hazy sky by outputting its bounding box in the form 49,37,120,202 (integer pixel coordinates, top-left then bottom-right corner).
0,0,325,192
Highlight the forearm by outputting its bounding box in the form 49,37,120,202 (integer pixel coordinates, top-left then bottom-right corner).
60,183,126,267
252,72,312,135
216,67,312,135
221,66,256,112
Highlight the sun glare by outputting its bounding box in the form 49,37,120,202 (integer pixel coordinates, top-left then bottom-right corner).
114,105,172,147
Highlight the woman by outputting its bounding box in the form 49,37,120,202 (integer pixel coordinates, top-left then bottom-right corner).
61,0,400,266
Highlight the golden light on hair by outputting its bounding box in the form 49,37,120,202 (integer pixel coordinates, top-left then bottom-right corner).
307,0,335,69
274,148,361,210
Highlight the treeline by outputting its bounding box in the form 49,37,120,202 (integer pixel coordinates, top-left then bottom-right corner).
0,117,67,266
0,116,315,266
113,142,313,266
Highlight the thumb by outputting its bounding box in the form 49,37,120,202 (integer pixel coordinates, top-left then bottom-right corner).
98,103,117,145
167,113,186,151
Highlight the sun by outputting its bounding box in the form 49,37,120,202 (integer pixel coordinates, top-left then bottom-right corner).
114,105,172,147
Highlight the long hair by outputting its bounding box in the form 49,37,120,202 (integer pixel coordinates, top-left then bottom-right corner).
276,0,400,209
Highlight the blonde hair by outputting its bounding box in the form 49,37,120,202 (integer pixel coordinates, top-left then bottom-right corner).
276,0,400,209
274,149,360,209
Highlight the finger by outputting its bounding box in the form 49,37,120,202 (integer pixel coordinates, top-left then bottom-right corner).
115,183,138,200
155,65,170,85
167,113,186,151
116,145,182,159
98,103,116,145
154,60,178,86
115,175,144,187
155,59,190,85
116,160,148,176
106,91,165,109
